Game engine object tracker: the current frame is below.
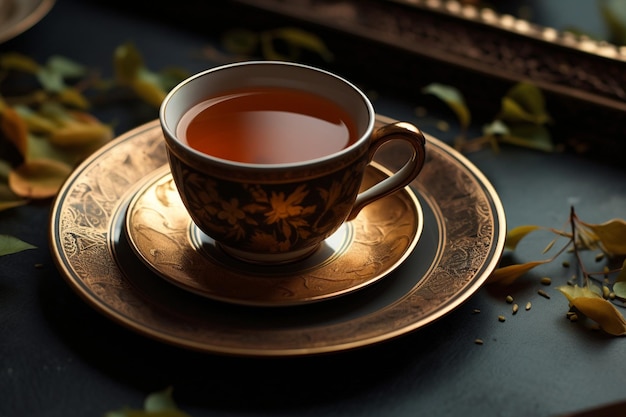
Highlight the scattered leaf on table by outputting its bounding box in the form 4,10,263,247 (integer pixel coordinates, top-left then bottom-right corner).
14,105,58,134
37,66,66,93
500,82,551,125
260,27,334,62
488,259,549,285
500,124,554,152
104,387,192,417
114,42,143,84
56,87,90,109
600,0,626,45
0,104,29,157
422,83,471,129
557,284,626,336
579,218,626,256
0,180,26,211
0,234,36,256
0,52,40,73
612,259,626,298
504,225,541,250
222,28,259,55
482,119,510,137
49,118,113,147
130,76,167,108
45,55,86,78
9,159,72,199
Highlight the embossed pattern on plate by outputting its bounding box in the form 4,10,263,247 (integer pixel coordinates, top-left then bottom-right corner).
49,116,506,356
125,164,422,307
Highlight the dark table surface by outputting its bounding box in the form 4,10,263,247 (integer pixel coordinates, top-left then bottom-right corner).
1,1,625,416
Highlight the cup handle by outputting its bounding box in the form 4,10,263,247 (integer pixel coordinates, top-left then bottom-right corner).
346,121,426,221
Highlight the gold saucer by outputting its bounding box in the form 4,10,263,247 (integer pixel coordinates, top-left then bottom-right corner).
124,164,423,307
49,116,506,357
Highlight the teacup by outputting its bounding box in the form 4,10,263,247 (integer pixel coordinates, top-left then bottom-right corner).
160,61,426,264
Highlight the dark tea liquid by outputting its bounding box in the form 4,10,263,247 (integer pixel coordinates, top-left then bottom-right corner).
177,87,358,164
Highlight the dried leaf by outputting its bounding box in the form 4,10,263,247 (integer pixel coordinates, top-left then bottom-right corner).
9,159,72,199
422,83,471,129
14,105,58,134
504,225,541,250
0,104,29,157
0,52,40,73
488,260,549,285
0,234,36,256
57,87,90,109
557,285,626,336
579,218,626,256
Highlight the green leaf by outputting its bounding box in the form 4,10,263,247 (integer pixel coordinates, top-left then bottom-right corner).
482,119,510,137
46,55,86,78
500,124,554,152
500,82,551,125
504,225,541,250
600,0,626,45
36,66,66,93
222,28,259,55
104,387,192,417
0,234,36,256
263,27,334,62
422,83,471,129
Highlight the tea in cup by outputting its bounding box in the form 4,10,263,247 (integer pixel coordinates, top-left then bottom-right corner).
160,61,426,263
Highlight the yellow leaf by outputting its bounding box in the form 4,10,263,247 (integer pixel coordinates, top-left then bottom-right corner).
504,225,541,250
487,260,548,285
131,78,166,108
57,87,90,109
580,218,626,256
46,110,113,147
114,42,143,84
557,285,626,336
0,52,40,73
9,159,72,199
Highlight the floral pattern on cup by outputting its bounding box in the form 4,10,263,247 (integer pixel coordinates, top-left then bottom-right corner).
170,157,365,255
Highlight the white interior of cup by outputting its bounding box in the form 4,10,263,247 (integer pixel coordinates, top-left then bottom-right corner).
160,61,374,163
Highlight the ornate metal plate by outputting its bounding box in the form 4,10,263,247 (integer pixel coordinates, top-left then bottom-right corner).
49,116,506,356
0,0,55,43
124,164,423,307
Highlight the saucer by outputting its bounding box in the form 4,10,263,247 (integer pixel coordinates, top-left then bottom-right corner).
49,116,506,356
0,0,55,43
124,164,423,307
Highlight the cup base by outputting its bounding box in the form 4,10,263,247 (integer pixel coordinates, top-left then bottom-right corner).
216,243,321,265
